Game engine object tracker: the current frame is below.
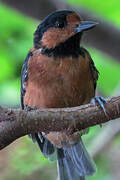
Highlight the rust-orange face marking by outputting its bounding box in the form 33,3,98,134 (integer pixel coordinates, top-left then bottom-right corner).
41,13,82,49
66,13,82,25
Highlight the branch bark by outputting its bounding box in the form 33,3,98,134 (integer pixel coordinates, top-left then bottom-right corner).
0,96,120,150
89,85,120,158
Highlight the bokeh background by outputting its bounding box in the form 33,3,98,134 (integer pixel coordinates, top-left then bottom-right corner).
0,0,120,179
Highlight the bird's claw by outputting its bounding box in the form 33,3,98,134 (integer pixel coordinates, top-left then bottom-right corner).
91,96,107,116
91,96,107,128
25,104,37,111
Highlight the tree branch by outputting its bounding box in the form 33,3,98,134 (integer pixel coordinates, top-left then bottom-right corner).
0,96,120,150
89,85,120,158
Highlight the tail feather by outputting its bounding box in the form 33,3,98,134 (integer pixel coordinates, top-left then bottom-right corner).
29,133,55,158
66,139,96,176
57,139,96,180
57,148,85,180
42,137,55,158
29,134,96,180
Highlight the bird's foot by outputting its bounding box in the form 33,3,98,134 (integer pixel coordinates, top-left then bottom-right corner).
91,96,107,127
24,104,37,111
91,96,106,114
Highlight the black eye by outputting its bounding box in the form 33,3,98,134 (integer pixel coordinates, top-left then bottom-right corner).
55,21,65,28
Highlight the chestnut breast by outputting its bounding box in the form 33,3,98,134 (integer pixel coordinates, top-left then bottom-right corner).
24,49,95,108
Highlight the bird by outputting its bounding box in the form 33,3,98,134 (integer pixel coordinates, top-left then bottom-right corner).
21,10,105,180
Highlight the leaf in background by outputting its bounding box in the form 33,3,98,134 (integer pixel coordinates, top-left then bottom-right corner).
0,79,20,107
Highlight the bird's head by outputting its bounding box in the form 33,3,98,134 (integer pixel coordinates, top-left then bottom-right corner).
34,10,97,57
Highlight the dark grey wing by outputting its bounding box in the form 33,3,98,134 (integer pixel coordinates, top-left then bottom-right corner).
88,53,107,115
21,51,33,109
89,57,99,91
20,51,55,159
80,47,99,90
80,47,99,91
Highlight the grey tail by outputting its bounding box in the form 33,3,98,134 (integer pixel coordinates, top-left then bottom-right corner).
29,133,55,159
29,134,96,180
57,139,96,180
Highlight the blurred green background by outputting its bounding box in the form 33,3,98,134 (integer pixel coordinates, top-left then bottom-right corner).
0,0,120,180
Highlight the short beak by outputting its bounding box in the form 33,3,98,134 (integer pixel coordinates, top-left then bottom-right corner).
75,21,98,33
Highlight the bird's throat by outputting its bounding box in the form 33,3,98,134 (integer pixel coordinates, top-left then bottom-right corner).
40,32,83,58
